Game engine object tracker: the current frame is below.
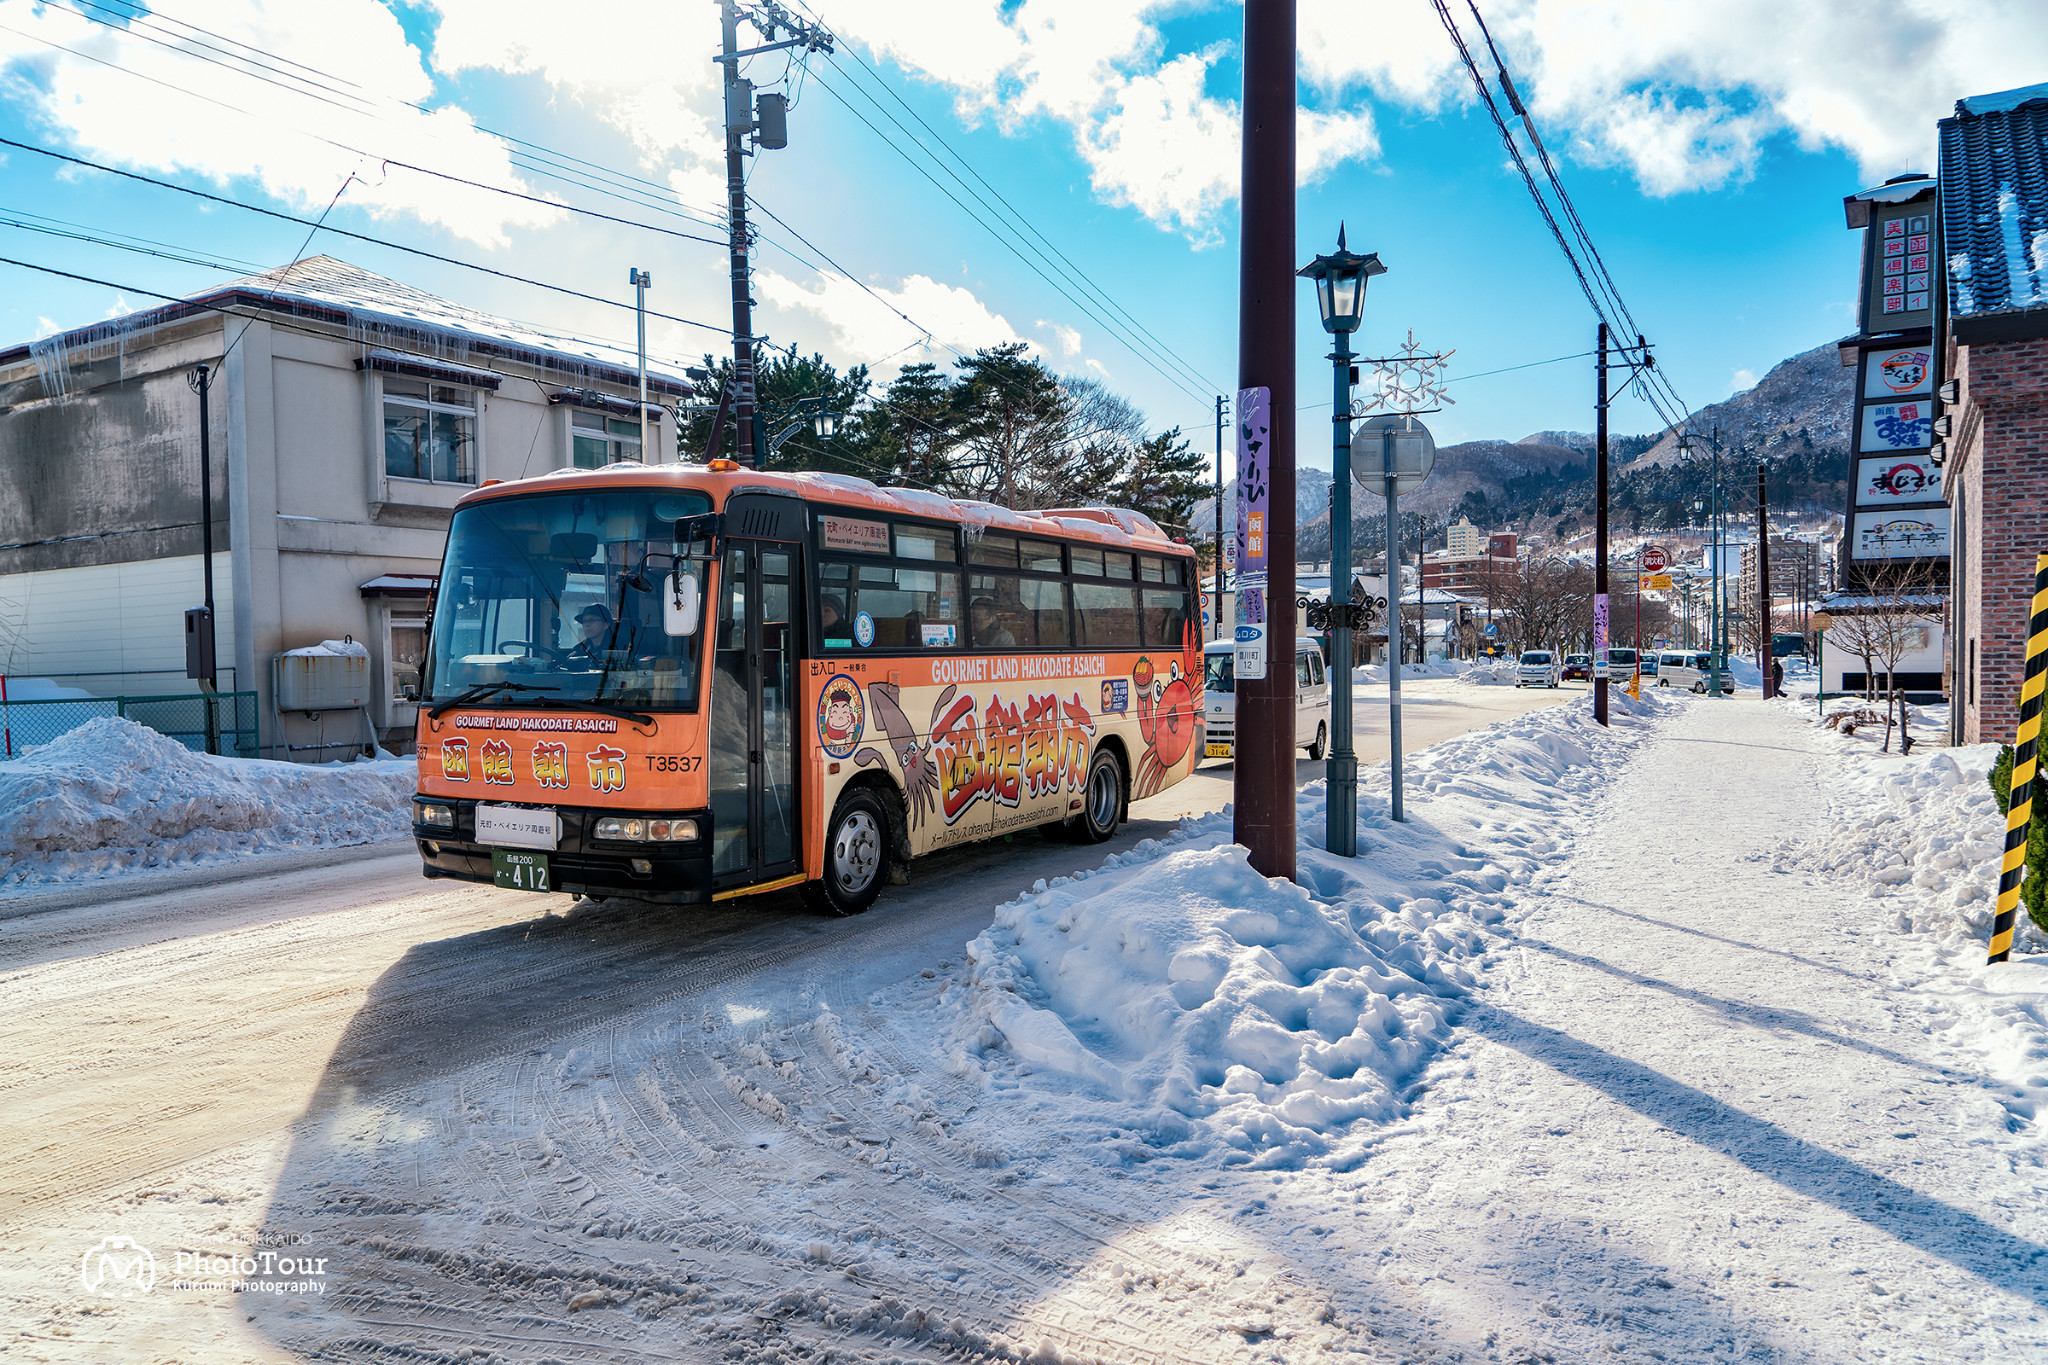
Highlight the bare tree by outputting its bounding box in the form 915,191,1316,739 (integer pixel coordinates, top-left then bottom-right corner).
1823,561,1944,752
1493,555,1592,655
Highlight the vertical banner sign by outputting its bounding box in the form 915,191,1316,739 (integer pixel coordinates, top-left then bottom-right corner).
1234,386,1271,681
1593,593,1610,677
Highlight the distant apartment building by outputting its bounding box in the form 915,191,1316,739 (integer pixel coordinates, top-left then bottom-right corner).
1737,536,1822,629
1444,516,1485,557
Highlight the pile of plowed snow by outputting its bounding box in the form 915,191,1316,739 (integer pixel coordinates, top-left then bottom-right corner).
1799,739,2048,1129
936,687,1672,1168
0,717,414,887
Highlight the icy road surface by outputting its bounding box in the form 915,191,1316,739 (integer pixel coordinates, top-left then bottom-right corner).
5,686,2043,1362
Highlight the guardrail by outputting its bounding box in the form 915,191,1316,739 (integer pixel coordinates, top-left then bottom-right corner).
0,691,260,759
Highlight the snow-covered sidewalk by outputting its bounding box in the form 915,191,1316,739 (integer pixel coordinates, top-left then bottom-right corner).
1367,698,2048,1360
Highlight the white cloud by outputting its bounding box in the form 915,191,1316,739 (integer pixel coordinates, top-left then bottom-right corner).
1039,320,1083,356
32,315,58,338
1729,367,1756,394
426,0,729,218
0,0,559,246
757,268,1029,380
102,293,131,319
1308,0,2048,194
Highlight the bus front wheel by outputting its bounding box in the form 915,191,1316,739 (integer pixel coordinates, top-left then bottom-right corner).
808,789,890,916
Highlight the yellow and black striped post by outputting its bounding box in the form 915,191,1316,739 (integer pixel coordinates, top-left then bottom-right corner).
1991,553,2048,963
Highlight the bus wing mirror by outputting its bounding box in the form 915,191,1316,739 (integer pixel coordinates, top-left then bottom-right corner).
664,571,703,638
675,513,724,562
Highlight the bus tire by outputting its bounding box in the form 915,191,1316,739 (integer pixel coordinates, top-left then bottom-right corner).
1071,747,1125,845
807,789,889,917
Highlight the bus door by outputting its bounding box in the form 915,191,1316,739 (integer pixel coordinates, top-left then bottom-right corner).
708,496,806,891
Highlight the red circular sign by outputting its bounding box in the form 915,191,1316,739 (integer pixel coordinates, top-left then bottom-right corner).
1639,545,1669,572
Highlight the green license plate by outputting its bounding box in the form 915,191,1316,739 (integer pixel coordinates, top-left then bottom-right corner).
492,849,552,892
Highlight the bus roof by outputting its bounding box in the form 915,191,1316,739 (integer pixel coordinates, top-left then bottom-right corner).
456,462,1190,556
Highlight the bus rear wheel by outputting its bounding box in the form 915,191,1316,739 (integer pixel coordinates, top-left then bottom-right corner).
807,789,889,916
1070,747,1125,845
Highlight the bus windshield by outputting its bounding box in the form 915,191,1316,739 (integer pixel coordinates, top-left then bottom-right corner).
425,487,714,710
1203,651,1234,694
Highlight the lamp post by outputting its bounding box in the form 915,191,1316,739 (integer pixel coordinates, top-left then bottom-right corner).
630,268,652,461
1297,227,1384,858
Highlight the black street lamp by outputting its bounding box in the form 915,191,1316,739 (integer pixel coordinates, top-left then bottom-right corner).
1297,226,1385,856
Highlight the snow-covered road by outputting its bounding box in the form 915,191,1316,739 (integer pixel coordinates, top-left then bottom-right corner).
5,694,2044,1363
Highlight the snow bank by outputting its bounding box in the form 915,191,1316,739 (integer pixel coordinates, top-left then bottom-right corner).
1802,740,2048,1129
1354,659,1497,685
0,717,414,888
945,687,1674,1168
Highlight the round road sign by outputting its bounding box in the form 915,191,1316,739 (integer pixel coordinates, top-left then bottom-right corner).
1351,415,1437,498
1639,545,1669,573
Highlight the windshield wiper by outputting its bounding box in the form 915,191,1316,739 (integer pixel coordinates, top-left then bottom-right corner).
427,680,559,718
529,695,657,727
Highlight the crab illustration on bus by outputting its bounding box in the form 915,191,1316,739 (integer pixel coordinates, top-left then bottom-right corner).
409,464,1201,915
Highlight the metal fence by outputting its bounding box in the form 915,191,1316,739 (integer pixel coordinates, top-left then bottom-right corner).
0,691,260,758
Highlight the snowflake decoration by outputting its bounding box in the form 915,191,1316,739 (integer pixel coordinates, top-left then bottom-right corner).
1357,329,1456,417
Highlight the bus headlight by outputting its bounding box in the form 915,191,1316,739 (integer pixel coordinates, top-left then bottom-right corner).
415,801,456,829
594,816,700,843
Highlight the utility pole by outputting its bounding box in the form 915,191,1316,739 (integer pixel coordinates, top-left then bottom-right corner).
1757,461,1772,697
186,362,220,755
631,268,652,460
718,0,756,464
1594,322,1610,725
715,0,829,467
1709,429,1724,698
1214,393,1226,641
1232,0,1297,881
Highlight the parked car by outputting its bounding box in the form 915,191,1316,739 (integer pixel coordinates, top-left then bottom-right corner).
1655,649,1735,694
1562,653,1591,681
1641,653,1660,678
1608,646,1639,679
1517,649,1561,688
1202,637,1332,761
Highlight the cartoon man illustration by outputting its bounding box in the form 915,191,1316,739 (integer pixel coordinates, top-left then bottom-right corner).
823,682,860,748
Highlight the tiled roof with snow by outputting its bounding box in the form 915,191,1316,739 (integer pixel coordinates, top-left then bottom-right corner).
4,256,692,392
1939,91,2048,320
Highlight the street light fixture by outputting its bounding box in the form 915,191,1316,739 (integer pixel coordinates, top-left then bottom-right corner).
1296,225,1386,856
1299,225,1384,334
811,405,838,440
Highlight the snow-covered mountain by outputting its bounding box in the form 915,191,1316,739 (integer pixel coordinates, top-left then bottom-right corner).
1635,342,1853,467
1183,341,1854,542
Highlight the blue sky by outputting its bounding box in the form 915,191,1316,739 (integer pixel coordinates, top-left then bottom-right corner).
0,0,2040,475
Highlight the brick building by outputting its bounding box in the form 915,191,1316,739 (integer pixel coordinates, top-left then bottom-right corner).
1421,530,1517,598
1939,83,2048,743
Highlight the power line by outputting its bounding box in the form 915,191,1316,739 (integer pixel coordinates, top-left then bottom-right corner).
0,136,732,337
792,6,1223,395
790,54,1216,408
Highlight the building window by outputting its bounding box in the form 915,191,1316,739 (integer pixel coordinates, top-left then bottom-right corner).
389,616,427,703
384,379,477,483
572,410,643,468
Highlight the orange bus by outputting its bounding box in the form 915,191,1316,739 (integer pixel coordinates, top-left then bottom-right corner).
410,460,1204,913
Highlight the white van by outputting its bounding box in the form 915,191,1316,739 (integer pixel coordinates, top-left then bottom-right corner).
1655,649,1735,694
1202,638,1331,762
1516,648,1561,688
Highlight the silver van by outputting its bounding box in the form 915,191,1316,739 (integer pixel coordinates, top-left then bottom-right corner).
1516,649,1560,688
1655,650,1734,694
1202,638,1332,761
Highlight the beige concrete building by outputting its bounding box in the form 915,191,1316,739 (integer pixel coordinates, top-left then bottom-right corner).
0,257,689,755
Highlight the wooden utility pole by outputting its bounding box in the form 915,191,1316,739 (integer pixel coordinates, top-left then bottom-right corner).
1232,0,1297,880
1593,322,1610,725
